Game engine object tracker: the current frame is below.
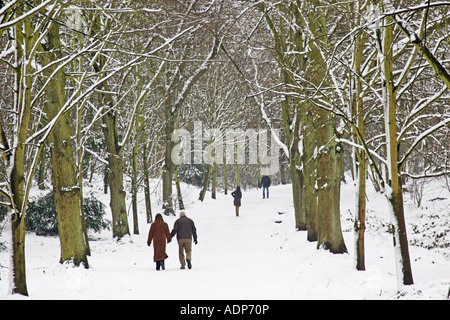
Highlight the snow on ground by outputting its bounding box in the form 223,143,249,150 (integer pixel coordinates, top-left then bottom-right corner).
0,176,449,300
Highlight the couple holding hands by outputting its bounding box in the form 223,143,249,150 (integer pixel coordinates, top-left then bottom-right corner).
147,211,197,271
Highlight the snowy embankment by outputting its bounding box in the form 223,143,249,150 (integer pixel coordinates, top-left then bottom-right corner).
0,177,449,300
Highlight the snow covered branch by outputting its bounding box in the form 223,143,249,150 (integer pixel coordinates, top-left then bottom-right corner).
399,117,450,170
171,35,223,114
0,0,55,32
381,0,450,89
381,1,450,17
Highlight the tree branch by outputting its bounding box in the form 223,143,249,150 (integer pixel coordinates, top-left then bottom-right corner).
382,0,450,89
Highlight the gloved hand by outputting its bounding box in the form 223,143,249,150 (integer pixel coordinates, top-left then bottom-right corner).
194,239,198,245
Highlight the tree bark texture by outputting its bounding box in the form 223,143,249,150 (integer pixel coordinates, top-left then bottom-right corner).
43,22,88,267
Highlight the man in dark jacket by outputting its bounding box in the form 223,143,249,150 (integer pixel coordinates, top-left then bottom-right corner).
261,175,271,199
171,211,197,269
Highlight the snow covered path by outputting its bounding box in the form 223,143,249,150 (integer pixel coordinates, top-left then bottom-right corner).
1,182,449,300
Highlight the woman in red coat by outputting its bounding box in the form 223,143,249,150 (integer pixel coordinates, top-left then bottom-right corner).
147,213,172,270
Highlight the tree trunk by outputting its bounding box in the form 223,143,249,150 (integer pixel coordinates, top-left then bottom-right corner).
354,160,366,270
131,123,139,235
264,10,307,231
37,141,47,190
257,161,262,189
8,16,33,296
91,12,130,238
387,178,414,285
43,22,88,267
175,165,185,210
235,142,241,187
162,166,174,214
302,107,318,242
162,98,175,215
316,112,347,254
280,159,287,185
223,154,228,195
199,164,212,202
102,107,130,238
304,0,346,253
351,5,367,270
143,142,153,223
10,213,27,295
289,104,306,231
211,162,217,199
378,15,414,285
76,89,90,257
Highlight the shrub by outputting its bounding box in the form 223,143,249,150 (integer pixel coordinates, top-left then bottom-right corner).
26,192,59,236
26,192,110,236
84,195,110,233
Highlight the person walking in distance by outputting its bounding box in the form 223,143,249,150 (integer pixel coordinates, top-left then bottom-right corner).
147,214,172,271
231,186,242,217
261,175,271,199
171,212,197,269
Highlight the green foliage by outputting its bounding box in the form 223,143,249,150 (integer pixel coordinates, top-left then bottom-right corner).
26,192,110,236
26,192,59,236
84,194,110,233
178,164,204,187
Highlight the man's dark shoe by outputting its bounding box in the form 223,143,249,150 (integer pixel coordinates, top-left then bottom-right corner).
187,259,192,269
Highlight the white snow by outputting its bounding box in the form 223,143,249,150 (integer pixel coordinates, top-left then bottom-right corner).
0,176,449,300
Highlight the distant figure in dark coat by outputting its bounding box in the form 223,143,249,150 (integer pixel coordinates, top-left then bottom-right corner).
261,175,271,199
147,213,172,270
231,186,242,217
